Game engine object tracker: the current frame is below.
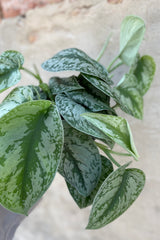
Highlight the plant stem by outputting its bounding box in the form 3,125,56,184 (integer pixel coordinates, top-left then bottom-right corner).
106,149,132,157
96,142,121,167
108,61,123,73
21,67,43,84
105,151,121,167
107,55,119,72
96,33,112,62
21,67,54,101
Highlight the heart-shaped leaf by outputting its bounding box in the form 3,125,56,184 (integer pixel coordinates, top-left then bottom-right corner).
0,51,24,92
42,48,112,84
82,113,139,160
49,75,83,95
0,86,45,118
59,121,101,196
0,100,63,215
67,155,113,208
55,93,113,148
133,55,156,96
119,16,145,66
86,164,145,229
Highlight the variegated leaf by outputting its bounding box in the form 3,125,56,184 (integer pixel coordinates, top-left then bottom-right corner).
0,51,24,92
133,55,156,96
0,86,46,118
119,16,145,66
49,75,83,95
82,113,139,160
42,48,112,84
66,89,115,113
67,155,113,208
59,121,101,196
55,93,113,148
0,100,63,215
87,164,145,229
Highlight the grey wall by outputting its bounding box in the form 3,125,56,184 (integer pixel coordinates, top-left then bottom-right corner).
0,1,159,239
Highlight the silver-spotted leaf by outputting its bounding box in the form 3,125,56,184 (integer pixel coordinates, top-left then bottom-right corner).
133,55,156,96
0,86,44,118
42,48,112,84
49,75,83,95
66,89,115,113
55,93,113,148
67,155,113,208
0,50,24,92
59,121,101,196
78,74,110,105
119,16,145,66
0,100,63,215
82,113,139,160
86,165,145,229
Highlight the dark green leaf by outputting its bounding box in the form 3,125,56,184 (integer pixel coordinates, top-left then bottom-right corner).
67,155,113,208
78,74,110,105
86,165,145,229
0,100,63,215
55,93,113,148
82,74,143,119
59,121,101,196
119,16,145,66
82,113,139,160
49,75,83,95
0,51,24,92
0,86,45,118
66,89,115,113
42,48,112,84
133,55,156,96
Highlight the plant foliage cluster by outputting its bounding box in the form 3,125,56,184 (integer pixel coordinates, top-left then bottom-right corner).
0,16,155,229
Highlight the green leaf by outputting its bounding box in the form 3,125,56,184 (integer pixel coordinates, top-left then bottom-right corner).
66,89,115,113
59,121,101,196
0,100,63,215
42,48,112,84
86,165,145,229
114,74,143,119
0,51,24,92
82,74,114,99
49,75,83,95
81,113,139,160
0,86,45,118
55,93,113,148
78,74,110,105
67,155,113,208
82,74,143,119
133,55,156,96
119,15,145,66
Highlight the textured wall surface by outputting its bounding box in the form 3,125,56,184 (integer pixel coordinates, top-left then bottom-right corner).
0,0,159,239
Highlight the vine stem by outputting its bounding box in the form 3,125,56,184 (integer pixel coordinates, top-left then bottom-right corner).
106,149,132,157
96,33,112,62
105,151,121,167
107,55,119,72
21,67,43,84
108,61,123,73
21,66,54,101
95,142,121,168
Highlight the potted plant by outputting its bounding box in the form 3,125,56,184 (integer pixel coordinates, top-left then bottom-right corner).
0,15,155,239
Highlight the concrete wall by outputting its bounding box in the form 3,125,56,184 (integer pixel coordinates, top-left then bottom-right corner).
0,0,159,239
